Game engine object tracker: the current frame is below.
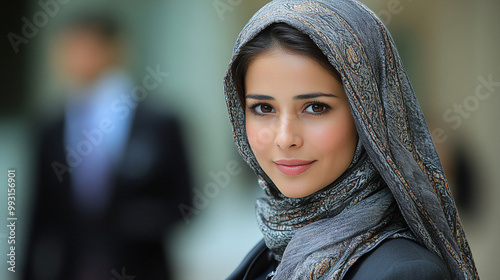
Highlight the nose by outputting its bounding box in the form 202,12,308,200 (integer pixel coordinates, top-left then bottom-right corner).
274,116,303,150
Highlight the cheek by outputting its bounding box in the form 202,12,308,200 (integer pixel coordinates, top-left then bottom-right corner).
308,115,357,157
246,119,275,152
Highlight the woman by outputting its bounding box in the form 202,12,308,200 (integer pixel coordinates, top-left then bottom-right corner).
223,0,478,279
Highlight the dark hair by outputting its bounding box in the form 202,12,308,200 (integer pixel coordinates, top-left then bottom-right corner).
231,23,340,107
63,12,122,43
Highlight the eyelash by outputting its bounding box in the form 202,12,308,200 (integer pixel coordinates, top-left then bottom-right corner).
304,102,332,115
248,103,274,115
247,102,332,116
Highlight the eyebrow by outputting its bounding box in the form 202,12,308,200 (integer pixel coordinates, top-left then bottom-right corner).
245,94,274,100
293,93,338,100
246,92,338,100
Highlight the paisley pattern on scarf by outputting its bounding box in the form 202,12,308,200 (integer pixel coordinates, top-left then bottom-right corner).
223,0,478,279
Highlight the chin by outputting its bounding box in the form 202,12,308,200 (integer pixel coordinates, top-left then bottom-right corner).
276,184,315,198
280,191,304,198
275,178,333,198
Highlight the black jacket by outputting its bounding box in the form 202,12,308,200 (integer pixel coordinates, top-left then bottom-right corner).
227,238,451,280
24,103,192,280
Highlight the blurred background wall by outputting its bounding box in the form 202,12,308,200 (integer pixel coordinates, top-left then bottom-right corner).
0,0,498,279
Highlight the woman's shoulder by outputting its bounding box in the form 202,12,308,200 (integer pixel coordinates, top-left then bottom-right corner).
227,238,451,280
345,238,452,280
226,239,277,280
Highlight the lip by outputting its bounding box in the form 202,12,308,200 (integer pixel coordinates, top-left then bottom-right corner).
273,159,316,176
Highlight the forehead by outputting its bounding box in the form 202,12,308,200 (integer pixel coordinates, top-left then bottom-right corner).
244,49,344,98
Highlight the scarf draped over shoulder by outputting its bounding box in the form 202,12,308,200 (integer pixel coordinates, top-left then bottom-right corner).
223,0,478,279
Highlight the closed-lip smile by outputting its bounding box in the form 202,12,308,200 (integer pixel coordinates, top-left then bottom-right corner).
273,159,316,176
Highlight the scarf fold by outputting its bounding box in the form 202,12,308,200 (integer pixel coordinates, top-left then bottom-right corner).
274,188,411,279
223,0,478,279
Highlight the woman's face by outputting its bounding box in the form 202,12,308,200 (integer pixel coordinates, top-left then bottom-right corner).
244,48,358,198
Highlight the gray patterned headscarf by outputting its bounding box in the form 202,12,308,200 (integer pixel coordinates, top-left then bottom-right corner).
223,0,478,279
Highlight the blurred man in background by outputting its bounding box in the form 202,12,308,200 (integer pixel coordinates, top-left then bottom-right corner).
24,12,192,280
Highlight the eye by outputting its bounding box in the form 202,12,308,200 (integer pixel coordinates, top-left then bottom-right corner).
304,102,331,114
250,103,275,115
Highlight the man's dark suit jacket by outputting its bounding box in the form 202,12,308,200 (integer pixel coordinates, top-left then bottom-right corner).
228,238,451,280
24,103,192,280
